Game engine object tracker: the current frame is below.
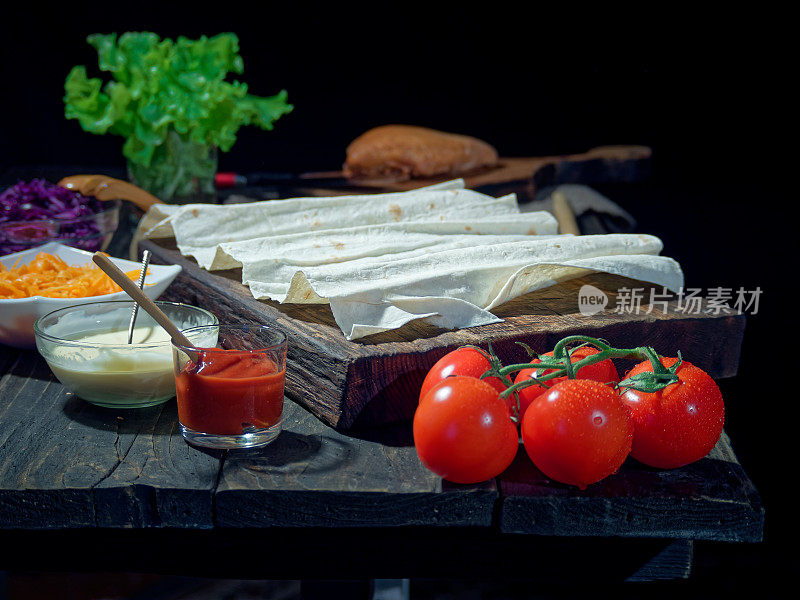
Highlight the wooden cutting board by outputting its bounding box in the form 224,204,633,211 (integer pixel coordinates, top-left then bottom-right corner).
141,239,745,430
299,145,652,201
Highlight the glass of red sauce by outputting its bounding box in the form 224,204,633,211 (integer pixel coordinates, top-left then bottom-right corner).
172,324,287,449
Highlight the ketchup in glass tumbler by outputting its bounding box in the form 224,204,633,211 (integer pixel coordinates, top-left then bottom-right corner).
172,324,286,449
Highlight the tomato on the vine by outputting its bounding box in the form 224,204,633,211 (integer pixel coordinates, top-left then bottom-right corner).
414,376,518,484
521,379,632,489
510,346,619,419
419,346,506,404
620,357,724,469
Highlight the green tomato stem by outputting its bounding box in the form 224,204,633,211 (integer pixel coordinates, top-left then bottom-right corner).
483,334,680,402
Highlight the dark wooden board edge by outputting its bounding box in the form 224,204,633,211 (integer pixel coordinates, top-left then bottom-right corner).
215,489,497,528
141,240,747,430
625,539,693,582
144,245,353,428
499,493,762,542
332,146,653,203
0,489,95,529
498,433,764,542
0,345,762,544
343,310,746,429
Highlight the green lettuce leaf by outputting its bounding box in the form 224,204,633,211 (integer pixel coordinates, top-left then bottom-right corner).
64,32,292,167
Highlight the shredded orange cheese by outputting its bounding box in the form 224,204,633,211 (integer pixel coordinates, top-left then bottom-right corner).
0,252,144,299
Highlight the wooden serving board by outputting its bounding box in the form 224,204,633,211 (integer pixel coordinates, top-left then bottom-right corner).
141,239,746,430
299,145,652,201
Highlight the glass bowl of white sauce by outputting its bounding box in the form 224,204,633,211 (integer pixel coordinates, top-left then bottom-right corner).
34,301,219,408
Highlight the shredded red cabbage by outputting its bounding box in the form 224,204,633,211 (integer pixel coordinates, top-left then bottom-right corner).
0,179,114,255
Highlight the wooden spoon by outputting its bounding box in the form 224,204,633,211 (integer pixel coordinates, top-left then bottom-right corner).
551,191,581,235
59,175,163,211
92,253,198,357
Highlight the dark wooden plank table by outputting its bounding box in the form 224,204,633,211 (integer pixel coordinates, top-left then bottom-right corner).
0,348,493,532
0,345,763,582
0,169,765,586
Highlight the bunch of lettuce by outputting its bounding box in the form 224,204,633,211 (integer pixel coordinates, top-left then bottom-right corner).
0,180,109,255
64,32,293,168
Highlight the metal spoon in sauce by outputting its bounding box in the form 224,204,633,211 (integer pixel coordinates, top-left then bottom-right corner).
127,250,152,344
92,253,198,360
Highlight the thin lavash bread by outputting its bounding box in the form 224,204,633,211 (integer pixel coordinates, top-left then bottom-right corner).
138,180,682,339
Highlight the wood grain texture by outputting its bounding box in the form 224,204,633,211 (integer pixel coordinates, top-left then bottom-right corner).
0,348,493,531
0,350,221,529
91,402,222,529
215,401,496,528
0,347,763,546
498,433,764,542
307,146,652,202
141,239,746,430
625,539,693,582
0,350,98,528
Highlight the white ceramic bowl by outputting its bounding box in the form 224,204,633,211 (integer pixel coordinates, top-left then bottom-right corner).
0,242,181,348
35,301,218,408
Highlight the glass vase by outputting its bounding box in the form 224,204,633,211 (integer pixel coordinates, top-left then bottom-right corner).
127,130,218,204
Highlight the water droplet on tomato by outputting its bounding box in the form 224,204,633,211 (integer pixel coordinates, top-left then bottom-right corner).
592,410,605,426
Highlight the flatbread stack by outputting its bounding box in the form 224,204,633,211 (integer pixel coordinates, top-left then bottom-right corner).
138,180,683,339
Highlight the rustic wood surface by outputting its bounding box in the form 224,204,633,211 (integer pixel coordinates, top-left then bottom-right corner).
0,345,763,545
624,539,694,582
0,170,763,581
0,349,221,529
0,344,764,583
0,348,493,530
141,238,746,430
303,146,652,202
499,432,763,542
216,401,496,528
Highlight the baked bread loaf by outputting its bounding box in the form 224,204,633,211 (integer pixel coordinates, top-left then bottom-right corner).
343,125,498,181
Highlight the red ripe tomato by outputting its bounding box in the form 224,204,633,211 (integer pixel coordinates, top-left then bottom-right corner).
521,379,633,489
419,347,506,404
413,376,519,484
510,346,619,419
620,358,724,469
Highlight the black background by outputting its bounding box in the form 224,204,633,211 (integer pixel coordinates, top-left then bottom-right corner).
1,3,795,596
